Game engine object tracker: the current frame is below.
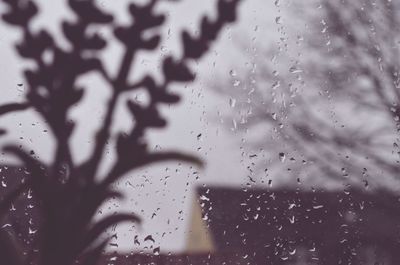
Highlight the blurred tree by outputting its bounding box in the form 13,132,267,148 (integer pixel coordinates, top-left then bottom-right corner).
217,0,400,190
0,0,242,264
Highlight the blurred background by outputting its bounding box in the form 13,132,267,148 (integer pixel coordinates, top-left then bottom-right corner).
1,0,400,264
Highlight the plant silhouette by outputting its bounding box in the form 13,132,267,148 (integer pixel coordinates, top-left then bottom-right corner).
0,0,241,264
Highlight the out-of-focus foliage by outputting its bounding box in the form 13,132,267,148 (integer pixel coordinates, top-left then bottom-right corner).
217,0,400,190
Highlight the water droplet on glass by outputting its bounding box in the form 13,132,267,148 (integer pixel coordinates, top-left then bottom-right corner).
134,235,140,245
202,213,209,221
153,247,160,256
232,119,237,130
229,98,236,108
29,227,38,235
279,152,285,162
144,235,155,243
289,215,295,224
289,66,302,74
271,81,280,90
200,194,210,201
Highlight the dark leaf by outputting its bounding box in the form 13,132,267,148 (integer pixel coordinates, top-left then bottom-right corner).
68,0,113,24
0,102,30,116
163,57,195,82
2,1,38,26
141,35,161,50
63,21,83,46
182,31,208,59
129,3,165,28
137,151,203,168
156,91,180,104
218,0,238,23
113,26,132,45
24,70,42,88
142,76,181,103
83,34,107,50
201,17,218,40
16,30,54,58
79,239,109,265
127,100,166,128
83,213,141,248
78,58,103,74
69,88,85,105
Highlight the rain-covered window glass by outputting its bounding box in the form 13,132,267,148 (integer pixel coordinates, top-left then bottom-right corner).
0,0,398,265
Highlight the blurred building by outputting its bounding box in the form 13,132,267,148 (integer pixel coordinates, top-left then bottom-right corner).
186,186,400,264
2,166,400,265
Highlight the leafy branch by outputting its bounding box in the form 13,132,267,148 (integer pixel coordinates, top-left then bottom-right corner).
0,0,242,265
